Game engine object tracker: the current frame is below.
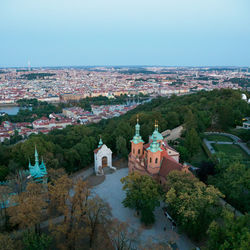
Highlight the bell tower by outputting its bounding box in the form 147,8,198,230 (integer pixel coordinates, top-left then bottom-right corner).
131,115,144,158
147,122,162,174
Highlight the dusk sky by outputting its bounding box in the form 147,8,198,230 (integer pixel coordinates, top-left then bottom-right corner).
1,0,250,67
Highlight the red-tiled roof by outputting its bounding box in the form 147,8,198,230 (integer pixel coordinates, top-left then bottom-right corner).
159,150,182,177
94,145,102,154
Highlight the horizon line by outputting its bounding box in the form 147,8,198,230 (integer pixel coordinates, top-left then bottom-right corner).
0,65,249,69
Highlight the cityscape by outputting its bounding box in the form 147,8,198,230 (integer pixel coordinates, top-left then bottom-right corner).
0,0,249,250
0,66,249,104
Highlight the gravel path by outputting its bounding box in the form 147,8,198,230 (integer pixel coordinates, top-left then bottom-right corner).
92,168,195,250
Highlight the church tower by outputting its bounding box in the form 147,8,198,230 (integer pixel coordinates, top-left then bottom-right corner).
28,146,47,183
131,116,144,158
147,123,163,174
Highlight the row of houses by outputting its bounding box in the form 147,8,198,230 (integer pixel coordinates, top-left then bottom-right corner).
0,103,139,142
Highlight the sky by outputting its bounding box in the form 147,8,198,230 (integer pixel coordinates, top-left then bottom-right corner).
0,0,250,67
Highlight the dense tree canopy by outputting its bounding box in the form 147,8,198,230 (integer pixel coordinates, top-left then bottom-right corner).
207,210,250,250
165,171,223,240
0,89,249,181
208,159,250,213
121,172,162,225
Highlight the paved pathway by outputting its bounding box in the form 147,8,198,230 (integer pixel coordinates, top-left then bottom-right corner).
92,168,195,250
204,132,250,155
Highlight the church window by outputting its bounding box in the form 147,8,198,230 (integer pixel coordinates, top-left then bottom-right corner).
150,157,152,163
133,149,135,154
155,158,158,164
138,149,140,154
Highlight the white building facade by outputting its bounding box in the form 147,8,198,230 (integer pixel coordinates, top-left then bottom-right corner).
94,139,116,175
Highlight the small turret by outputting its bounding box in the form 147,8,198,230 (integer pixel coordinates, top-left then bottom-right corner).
98,137,103,148
131,115,144,144
131,115,144,158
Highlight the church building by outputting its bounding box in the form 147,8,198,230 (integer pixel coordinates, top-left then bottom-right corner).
94,138,116,175
128,118,189,184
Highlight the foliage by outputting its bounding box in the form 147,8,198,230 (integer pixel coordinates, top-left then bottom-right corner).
116,136,128,158
121,172,162,225
20,73,56,80
165,171,223,240
207,210,250,250
0,233,15,250
0,89,249,177
196,160,215,183
208,160,250,213
184,128,200,157
0,165,8,181
22,232,52,250
8,182,47,233
0,186,11,231
49,176,111,249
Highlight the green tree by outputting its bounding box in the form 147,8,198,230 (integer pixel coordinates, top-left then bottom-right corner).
116,136,128,158
207,210,250,250
0,165,8,181
22,232,52,250
184,128,200,157
176,145,189,162
184,109,197,131
121,172,162,225
208,161,250,213
165,171,223,240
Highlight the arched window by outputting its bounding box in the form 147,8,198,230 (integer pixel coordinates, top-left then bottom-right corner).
155,158,158,164
138,149,140,154
133,149,135,154
150,157,152,163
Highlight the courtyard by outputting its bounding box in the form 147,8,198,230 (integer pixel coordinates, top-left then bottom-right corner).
92,168,195,250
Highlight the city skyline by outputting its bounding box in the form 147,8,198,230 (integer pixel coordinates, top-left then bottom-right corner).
1,0,250,67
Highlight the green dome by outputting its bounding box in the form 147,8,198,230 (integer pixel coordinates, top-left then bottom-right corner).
150,129,163,141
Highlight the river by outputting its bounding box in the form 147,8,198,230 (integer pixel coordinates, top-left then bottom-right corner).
0,106,31,115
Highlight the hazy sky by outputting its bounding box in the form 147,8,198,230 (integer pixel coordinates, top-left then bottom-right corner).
1,0,250,67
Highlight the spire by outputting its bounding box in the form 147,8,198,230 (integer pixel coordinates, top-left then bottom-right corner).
40,156,47,175
150,120,163,142
155,120,159,132
148,129,163,153
98,137,103,147
135,114,140,136
131,115,144,144
35,145,39,165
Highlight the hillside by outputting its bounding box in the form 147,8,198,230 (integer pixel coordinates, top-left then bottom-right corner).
0,89,249,178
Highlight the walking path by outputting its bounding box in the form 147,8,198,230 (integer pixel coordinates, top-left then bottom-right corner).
204,132,250,155
92,168,195,250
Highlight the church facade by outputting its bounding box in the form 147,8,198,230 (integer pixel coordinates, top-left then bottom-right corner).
94,138,116,175
128,119,189,184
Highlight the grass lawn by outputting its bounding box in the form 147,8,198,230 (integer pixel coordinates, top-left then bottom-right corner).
212,143,250,161
205,134,233,142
